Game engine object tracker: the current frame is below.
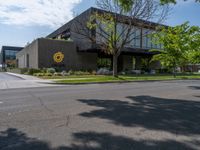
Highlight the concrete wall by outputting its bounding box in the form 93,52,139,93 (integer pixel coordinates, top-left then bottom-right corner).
17,38,98,71
47,8,93,51
16,40,38,69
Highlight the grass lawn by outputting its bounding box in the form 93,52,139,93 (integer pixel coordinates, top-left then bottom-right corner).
41,74,200,84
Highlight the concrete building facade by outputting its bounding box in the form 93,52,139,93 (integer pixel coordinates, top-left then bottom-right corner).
0,46,23,69
17,7,162,72
17,38,97,71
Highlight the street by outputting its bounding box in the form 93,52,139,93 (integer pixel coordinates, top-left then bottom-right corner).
0,80,200,149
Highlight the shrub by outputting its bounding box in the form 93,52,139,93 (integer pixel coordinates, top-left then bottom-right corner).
41,68,47,73
20,68,29,74
68,70,74,75
73,71,91,75
91,70,97,75
27,68,41,75
47,68,56,74
44,73,53,76
61,71,69,76
34,73,44,77
53,72,62,76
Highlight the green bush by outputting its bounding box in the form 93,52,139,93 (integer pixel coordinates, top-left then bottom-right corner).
53,72,62,76
47,68,56,74
41,68,47,73
27,68,41,75
20,68,29,74
44,73,53,76
73,71,91,75
33,73,44,77
68,70,74,75
91,70,97,75
33,72,53,77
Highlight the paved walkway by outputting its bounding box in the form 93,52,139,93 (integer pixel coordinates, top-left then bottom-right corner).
0,72,60,90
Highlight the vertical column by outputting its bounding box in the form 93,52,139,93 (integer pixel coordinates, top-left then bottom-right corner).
135,56,142,70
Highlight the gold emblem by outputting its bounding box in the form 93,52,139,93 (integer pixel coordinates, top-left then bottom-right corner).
53,52,64,63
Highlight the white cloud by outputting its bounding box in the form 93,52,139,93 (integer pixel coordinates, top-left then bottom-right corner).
0,0,82,28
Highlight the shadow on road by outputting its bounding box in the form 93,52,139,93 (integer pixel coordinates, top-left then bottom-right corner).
78,95,200,135
189,86,200,90
0,128,50,150
0,128,196,150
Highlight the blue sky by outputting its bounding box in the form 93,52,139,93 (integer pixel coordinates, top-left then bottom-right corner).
0,0,199,50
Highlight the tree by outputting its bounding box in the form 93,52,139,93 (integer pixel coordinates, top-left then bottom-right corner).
117,0,199,7
186,26,200,64
151,22,200,77
160,0,200,4
73,0,169,77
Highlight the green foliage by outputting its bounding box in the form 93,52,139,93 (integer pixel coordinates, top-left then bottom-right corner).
45,73,53,76
27,68,41,75
33,73,45,77
160,0,200,4
20,68,29,74
97,58,112,68
187,51,200,64
73,71,91,76
151,22,200,74
87,12,116,55
116,0,199,8
47,68,56,74
114,0,134,12
33,72,55,77
53,72,62,76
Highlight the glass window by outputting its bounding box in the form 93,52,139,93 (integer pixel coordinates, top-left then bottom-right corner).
5,50,18,60
134,28,141,48
142,29,153,49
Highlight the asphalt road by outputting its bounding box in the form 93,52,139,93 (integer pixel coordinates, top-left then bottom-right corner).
0,72,23,80
0,80,200,150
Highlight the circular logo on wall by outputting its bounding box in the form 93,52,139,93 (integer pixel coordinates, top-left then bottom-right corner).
53,52,64,63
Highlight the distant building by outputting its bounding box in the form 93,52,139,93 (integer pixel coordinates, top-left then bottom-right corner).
0,46,23,69
17,7,162,71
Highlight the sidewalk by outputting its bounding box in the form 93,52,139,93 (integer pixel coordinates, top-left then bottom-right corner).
0,72,62,90
6,72,42,80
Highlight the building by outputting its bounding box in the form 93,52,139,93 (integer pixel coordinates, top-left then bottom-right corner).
17,38,97,71
0,46,23,69
17,7,162,72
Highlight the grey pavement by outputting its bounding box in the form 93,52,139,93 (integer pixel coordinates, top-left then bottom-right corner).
0,72,60,90
0,72,23,80
0,80,200,149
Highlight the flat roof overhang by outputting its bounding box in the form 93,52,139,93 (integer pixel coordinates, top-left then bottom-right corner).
77,47,159,56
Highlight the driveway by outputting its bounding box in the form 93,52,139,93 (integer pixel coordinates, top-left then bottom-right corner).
0,72,23,80
0,72,58,90
0,80,200,149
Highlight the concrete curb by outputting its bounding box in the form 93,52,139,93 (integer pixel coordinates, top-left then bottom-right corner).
5,72,25,80
51,78,200,85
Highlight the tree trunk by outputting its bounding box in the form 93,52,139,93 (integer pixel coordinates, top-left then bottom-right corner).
113,55,118,77
173,66,176,78
173,61,177,78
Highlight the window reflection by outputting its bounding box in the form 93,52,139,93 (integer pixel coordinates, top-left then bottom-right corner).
5,50,18,60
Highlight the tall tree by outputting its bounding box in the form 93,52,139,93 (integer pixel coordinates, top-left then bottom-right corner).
73,0,169,77
151,22,200,77
160,0,200,4
117,0,199,7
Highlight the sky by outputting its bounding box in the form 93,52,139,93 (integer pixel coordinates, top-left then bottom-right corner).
0,0,199,50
